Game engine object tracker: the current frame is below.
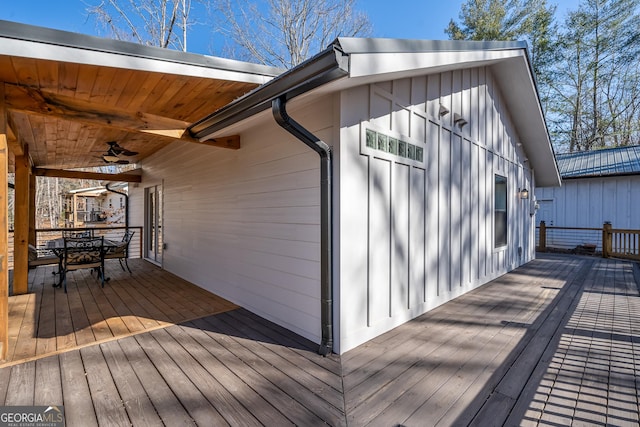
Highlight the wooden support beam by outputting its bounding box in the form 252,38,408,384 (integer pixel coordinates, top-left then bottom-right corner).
4,83,240,150
13,144,30,295
33,168,142,183
5,115,23,157
29,173,36,246
0,86,9,360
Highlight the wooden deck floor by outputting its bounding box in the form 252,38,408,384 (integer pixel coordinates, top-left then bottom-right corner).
3,259,238,367
0,253,638,426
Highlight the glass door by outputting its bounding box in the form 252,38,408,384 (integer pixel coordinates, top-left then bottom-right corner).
145,185,163,264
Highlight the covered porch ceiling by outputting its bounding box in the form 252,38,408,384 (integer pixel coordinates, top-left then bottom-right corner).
0,20,281,174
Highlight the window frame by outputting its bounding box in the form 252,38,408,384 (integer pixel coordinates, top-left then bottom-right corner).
494,174,508,248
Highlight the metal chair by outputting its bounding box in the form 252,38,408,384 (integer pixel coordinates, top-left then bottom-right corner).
28,244,60,268
104,230,135,273
62,229,94,238
61,236,105,293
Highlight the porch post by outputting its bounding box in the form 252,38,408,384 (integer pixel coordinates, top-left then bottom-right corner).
13,143,30,295
29,172,36,246
539,221,546,252
0,87,9,359
602,222,612,258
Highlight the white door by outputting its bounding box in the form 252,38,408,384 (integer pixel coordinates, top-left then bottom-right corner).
145,185,163,264
536,199,555,247
537,199,554,227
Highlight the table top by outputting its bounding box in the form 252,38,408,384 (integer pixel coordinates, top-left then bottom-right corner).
46,237,121,250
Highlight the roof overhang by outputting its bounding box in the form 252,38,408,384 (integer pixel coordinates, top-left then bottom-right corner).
0,20,280,84
190,37,561,187
0,20,281,172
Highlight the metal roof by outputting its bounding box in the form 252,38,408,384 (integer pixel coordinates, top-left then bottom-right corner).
557,145,640,178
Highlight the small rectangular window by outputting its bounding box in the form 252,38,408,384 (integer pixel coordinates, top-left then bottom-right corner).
495,174,507,247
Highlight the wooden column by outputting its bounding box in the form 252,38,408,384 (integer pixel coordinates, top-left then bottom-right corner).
538,221,546,252
29,172,36,246
602,222,612,258
13,143,30,295
0,86,9,360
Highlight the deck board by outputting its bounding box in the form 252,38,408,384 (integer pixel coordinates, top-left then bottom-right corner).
173,320,296,427
133,331,229,426
99,339,163,427
118,335,198,426
2,259,238,367
59,351,98,427
1,253,639,426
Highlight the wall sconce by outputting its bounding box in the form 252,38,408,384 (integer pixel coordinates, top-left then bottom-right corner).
453,113,468,128
439,104,450,117
519,188,529,199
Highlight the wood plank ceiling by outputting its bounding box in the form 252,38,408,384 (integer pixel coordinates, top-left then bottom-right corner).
0,51,267,172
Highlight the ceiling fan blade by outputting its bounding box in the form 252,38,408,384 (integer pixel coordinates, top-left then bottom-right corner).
103,141,136,161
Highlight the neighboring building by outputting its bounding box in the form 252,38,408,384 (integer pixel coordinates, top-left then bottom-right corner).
64,183,128,227
130,38,559,353
535,146,640,250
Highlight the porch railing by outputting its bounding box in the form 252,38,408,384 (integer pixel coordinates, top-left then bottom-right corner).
6,226,143,270
537,221,640,261
603,223,640,261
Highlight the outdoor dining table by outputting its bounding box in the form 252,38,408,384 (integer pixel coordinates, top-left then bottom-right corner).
46,237,121,287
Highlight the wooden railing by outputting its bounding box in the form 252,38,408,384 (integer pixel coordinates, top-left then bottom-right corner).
537,221,640,261
7,226,143,269
603,223,640,261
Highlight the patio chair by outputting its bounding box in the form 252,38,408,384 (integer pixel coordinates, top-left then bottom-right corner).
61,236,105,293
62,229,94,238
28,244,60,269
104,230,135,274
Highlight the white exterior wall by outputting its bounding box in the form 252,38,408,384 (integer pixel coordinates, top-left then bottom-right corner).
129,97,335,344
336,67,535,353
535,176,640,229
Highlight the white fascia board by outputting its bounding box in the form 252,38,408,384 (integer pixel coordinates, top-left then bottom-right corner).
347,49,522,79
0,37,275,85
492,56,561,187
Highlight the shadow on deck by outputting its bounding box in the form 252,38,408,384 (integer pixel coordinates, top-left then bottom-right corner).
0,253,638,426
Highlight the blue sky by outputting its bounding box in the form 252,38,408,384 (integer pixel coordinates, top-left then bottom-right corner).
1,0,582,56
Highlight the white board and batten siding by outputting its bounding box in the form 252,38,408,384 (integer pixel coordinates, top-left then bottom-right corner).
535,176,640,229
337,66,535,353
129,97,337,344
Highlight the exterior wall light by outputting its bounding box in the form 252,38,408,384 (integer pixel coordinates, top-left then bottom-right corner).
439,104,450,117
453,113,468,128
519,188,529,199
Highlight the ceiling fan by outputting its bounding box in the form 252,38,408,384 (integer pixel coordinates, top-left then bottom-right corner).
102,141,138,164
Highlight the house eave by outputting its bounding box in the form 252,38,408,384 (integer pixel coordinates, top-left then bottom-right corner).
188,44,350,139
189,37,560,187
0,20,281,84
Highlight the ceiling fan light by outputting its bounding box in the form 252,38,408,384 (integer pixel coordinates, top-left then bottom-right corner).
103,154,121,162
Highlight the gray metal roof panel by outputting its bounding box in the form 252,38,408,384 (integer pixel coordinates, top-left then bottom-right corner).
557,146,640,178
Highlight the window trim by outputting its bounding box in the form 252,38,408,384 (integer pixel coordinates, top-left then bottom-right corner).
494,174,508,249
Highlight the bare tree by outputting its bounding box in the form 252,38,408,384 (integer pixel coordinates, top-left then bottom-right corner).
87,0,197,51
215,0,371,68
546,0,640,152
